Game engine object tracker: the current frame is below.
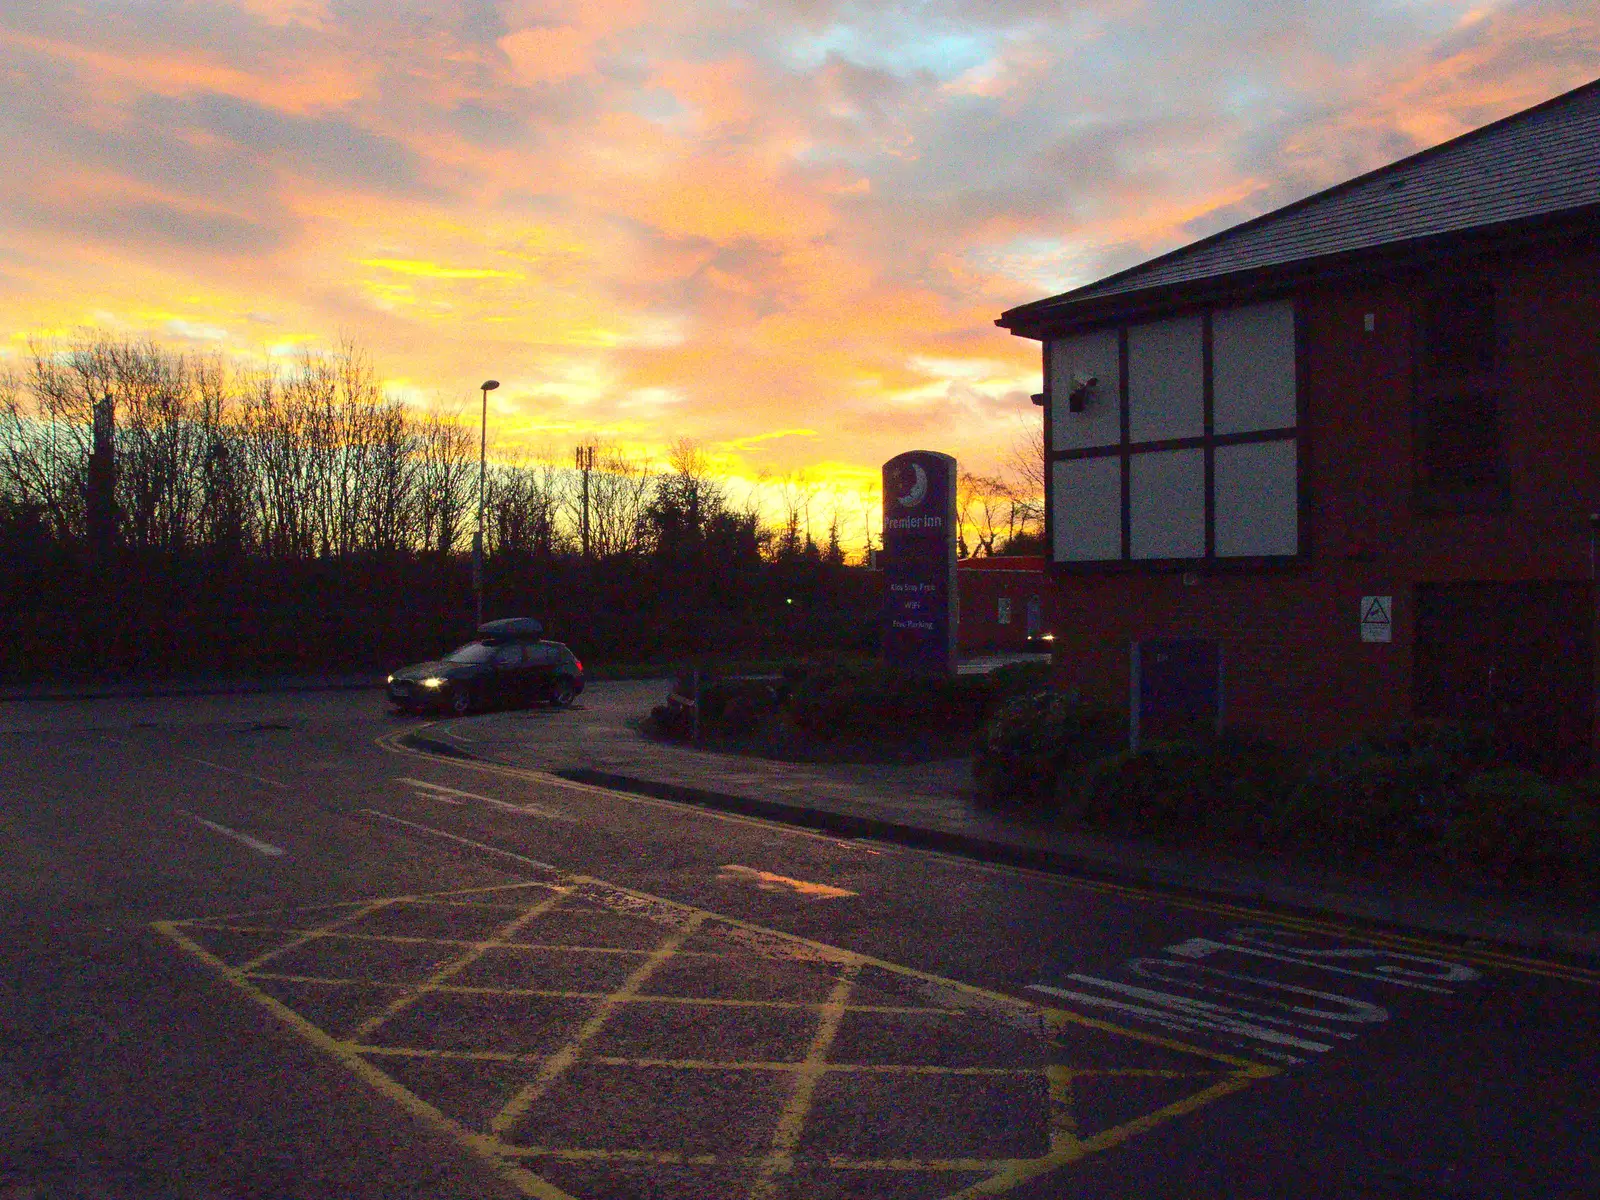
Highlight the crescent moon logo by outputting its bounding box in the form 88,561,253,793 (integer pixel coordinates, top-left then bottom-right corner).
897,462,928,508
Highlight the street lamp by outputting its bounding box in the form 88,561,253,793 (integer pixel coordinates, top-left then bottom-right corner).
474,379,499,626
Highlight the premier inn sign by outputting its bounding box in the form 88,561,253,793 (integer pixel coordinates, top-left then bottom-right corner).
881,450,958,674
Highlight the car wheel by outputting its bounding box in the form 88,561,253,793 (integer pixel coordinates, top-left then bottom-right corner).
450,686,475,716
549,676,578,708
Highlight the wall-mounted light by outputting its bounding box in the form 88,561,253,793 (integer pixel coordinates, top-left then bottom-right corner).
1067,374,1098,412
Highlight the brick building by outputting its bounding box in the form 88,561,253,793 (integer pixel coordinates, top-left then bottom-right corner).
997,80,1600,775
956,556,1053,653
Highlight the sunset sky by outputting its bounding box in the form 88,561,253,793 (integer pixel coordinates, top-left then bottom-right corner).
2,1,1597,538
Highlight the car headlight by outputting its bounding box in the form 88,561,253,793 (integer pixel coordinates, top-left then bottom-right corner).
386,674,394,684
421,677,445,688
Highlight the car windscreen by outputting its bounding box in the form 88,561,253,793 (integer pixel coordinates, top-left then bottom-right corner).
443,641,495,664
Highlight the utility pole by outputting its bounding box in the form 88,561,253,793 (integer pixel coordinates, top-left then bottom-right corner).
575,443,596,561
87,392,116,563
474,379,499,626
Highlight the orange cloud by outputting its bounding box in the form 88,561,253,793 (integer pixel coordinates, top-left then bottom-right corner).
499,25,595,85
0,27,366,114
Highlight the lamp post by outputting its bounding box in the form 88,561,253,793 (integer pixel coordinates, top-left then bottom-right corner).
474,379,499,626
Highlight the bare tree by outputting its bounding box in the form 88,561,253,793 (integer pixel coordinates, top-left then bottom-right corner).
486,452,569,559
192,353,251,555
414,408,475,557
0,362,80,542
959,471,1013,558
769,470,822,561
858,475,881,566
12,338,97,542
1000,417,1047,547
101,337,206,554
574,441,654,560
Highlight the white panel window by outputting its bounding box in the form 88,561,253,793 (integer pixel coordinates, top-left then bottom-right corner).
1049,329,1121,451
1214,439,1299,557
1052,456,1122,562
1129,448,1204,559
1127,316,1203,443
1213,301,1297,435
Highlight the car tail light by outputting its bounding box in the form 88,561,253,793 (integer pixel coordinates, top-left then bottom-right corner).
574,658,583,673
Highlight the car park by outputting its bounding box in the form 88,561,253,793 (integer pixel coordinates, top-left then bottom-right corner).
385,617,584,715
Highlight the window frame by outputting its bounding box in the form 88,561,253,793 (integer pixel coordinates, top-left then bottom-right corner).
1410,279,1509,514
1043,296,1309,574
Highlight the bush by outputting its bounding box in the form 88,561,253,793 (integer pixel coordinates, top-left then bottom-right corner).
1062,733,1298,840
984,660,1055,708
972,690,1125,804
1440,768,1600,890
698,676,782,736
785,660,991,741
649,700,693,740
1268,718,1515,859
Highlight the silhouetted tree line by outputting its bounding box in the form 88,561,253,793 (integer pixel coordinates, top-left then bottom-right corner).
0,335,878,681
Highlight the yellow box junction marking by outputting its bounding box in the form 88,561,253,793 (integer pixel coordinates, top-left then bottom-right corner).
154,873,1274,1200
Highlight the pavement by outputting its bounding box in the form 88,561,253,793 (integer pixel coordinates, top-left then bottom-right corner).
409,679,1600,961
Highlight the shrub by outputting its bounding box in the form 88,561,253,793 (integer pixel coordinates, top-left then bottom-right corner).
1440,768,1600,890
1269,718,1514,858
972,690,1125,804
649,700,693,740
984,660,1055,709
785,660,990,741
1062,733,1298,840
698,676,782,736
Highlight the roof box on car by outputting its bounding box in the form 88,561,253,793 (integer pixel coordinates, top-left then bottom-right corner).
477,616,544,641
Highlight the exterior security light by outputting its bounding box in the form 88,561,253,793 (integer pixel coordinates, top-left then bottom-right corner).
1067,374,1098,413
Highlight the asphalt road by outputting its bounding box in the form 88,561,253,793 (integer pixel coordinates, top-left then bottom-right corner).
1,689,1596,1200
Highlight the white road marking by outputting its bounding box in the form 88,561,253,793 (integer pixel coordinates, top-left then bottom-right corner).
361,809,560,871
410,790,464,804
393,777,577,823
1029,979,1330,1062
1031,925,1481,1067
178,810,286,858
1161,936,1456,993
183,756,286,790
1124,958,1389,1025
718,864,857,899
1217,927,1482,984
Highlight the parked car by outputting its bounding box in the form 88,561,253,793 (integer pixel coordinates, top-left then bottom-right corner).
386,618,584,715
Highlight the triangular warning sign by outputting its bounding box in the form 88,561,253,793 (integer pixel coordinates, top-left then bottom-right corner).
1361,596,1390,623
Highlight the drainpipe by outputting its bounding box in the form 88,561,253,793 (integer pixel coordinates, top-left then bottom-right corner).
1591,513,1598,776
